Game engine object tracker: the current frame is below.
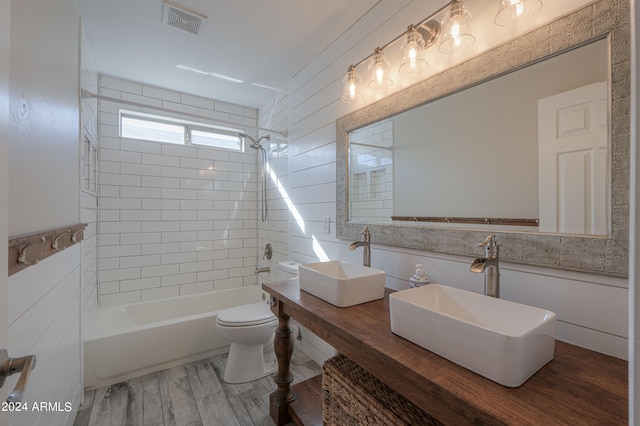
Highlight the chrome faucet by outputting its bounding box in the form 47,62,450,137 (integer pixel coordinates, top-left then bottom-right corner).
349,226,371,267
470,234,500,298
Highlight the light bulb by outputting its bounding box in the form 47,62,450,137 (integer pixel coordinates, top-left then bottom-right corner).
375,65,385,85
451,20,461,46
348,81,357,99
341,66,363,102
367,48,393,90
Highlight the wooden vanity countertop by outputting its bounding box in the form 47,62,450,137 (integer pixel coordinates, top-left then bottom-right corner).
262,280,628,425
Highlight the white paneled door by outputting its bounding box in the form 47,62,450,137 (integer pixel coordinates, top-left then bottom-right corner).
538,81,608,235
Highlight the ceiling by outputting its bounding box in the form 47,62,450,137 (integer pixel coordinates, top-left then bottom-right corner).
76,0,382,108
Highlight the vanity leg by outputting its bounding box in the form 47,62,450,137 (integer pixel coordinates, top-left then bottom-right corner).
269,306,296,425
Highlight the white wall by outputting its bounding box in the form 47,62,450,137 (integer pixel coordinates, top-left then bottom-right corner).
7,0,83,425
96,76,261,305
263,0,629,362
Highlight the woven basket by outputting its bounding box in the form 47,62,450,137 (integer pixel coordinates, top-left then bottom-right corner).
322,354,442,425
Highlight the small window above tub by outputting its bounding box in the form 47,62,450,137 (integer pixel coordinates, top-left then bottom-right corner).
119,110,243,151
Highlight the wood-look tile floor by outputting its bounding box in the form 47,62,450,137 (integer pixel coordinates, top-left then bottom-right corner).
74,348,321,426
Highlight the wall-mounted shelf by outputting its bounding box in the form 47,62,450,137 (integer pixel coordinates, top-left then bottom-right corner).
8,224,87,276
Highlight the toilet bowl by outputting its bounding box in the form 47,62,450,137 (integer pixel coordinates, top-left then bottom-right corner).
216,300,278,384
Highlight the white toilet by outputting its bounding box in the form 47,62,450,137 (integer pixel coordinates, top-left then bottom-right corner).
216,300,278,383
215,260,302,384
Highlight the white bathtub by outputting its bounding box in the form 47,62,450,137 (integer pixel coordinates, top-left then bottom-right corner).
84,286,269,389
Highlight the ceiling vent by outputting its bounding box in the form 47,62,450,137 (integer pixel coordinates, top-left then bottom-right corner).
162,1,206,36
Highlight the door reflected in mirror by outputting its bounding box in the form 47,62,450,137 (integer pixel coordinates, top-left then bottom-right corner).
347,38,609,236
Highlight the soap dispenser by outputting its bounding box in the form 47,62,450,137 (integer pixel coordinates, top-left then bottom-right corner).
409,264,430,288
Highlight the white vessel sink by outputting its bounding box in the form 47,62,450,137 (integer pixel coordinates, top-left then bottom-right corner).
389,284,557,387
298,261,386,307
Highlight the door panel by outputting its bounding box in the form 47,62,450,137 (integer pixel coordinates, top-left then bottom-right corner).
538,81,608,235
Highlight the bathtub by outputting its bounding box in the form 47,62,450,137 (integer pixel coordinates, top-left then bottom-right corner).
84,286,269,389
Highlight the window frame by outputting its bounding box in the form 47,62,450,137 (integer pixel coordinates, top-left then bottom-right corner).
119,109,244,152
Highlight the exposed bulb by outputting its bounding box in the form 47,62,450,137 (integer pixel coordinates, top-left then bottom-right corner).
367,48,393,90
375,64,385,86
341,65,363,102
348,81,357,99
451,19,462,47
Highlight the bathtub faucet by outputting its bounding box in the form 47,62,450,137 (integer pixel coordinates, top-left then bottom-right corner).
255,266,270,274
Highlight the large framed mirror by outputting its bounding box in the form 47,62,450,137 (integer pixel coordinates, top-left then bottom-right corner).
336,0,629,276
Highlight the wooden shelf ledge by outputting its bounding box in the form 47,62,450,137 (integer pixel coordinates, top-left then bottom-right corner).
8,223,87,276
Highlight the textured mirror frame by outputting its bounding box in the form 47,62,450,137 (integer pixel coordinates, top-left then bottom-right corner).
336,0,629,276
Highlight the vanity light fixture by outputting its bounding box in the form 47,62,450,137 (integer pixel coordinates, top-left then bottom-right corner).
399,25,429,75
439,0,475,53
495,0,543,26
342,65,364,102
340,0,474,103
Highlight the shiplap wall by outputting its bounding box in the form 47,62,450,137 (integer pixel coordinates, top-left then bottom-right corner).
6,0,83,424
269,0,628,362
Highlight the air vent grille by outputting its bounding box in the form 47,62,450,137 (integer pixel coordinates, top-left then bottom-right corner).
163,1,206,36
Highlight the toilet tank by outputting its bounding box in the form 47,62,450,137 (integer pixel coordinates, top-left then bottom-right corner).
278,260,301,280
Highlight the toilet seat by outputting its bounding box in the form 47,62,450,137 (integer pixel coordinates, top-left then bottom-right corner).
216,302,277,327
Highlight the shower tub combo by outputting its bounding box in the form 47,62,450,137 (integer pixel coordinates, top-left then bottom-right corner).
84,286,269,389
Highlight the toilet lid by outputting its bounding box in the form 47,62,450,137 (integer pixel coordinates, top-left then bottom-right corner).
216,302,277,327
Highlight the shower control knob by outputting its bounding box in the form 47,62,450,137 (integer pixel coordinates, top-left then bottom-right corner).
263,243,273,260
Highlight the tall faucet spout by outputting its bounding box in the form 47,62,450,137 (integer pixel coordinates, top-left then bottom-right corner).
349,226,371,267
470,234,500,298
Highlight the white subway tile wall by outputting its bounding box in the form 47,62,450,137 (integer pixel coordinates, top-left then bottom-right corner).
349,118,393,222
97,75,259,306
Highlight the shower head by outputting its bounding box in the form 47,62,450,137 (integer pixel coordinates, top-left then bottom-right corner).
238,132,270,149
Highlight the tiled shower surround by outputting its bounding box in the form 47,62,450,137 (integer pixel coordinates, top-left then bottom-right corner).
349,118,393,222
97,75,260,306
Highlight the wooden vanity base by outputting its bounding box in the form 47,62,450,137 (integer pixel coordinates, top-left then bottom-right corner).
288,375,323,426
264,280,627,425
269,298,296,425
